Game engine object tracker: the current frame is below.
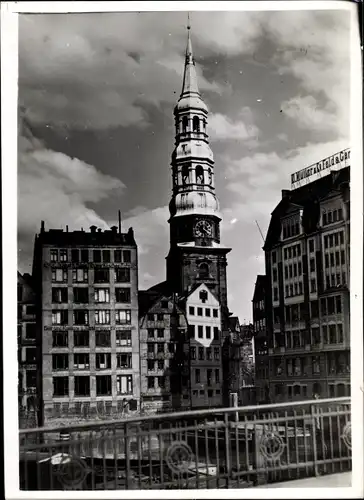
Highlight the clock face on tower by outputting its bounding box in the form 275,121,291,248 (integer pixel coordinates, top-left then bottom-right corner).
194,219,212,237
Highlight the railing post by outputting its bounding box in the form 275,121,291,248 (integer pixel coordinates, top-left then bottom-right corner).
124,422,131,489
224,412,231,488
311,404,319,477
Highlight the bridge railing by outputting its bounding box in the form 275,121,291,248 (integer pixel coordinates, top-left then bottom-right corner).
19,397,351,490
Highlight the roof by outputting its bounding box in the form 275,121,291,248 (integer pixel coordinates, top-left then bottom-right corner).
228,316,240,332
34,225,137,247
264,166,349,250
252,275,267,303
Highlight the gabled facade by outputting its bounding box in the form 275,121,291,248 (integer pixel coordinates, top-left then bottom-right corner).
261,166,350,403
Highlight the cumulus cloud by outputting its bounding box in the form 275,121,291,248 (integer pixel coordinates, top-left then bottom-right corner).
17,113,125,269
209,107,259,141
281,95,339,133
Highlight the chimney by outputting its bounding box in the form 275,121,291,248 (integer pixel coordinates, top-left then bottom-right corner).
41,220,45,233
97,228,102,233
66,225,69,232
111,225,118,234
281,189,290,199
90,225,97,233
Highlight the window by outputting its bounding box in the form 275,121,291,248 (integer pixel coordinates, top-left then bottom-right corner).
189,306,195,315
52,354,68,371
206,326,211,339
71,249,79,263
148,329,154,339
313,356,320,374
51,287,66,304
158,376,165,389
214,347,220,360
97,375,112,395
94,288,110,303
157,313,163,320
158,359,164,370
53,376,69,397
336,296,342,314
148,343,155,355
147,360,155,371
73,310,89,325
190,347,196,359
115,268,131,283
213,327,219,340
147,376,155,389
157,329,164,338
102,250,110,263
193,115,200,132
74,331,89,347
182,116,188,133
74,353,90,370
310,279,316,293
329,324,336,343
337,323,344,343
74,376,90,396
195,369,200,383
93,250,101,262
196,165,204,185
215,369,220,383
213,309,218,318
117,353,132,369
207,369,212,386
168,343,175,353
26,370,37,388
53,269,68,283
205,308,211,317
81,249,89,262
116,330,132,346
123,250,131,263
50,249,58,262
72,269,88,283
94,268,109,283
53,331,68,347
117,375,132,394
60,249,68,262
273,287,278,302
199,263,209,278
322,325,328,344
25,323,37,340
157,343,164,354
96,353,111,370
197,307,203,316
198,347,204,360
198,325,203,338
147,314,155,321
272,268,278,282
311,327,320,345
115,310,131,325
52,310,68,325
309,239,314,253
95,330,111,347
73,287,89,303
206,348,212,360
115,288,131,303
272,251,277,264
188,325,195,338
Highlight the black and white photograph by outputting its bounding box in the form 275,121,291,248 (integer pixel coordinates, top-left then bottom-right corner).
2,0,363,497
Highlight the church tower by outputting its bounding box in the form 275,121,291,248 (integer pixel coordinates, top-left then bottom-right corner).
166,25,231,318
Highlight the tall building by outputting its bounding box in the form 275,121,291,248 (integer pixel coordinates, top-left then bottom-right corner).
32,222,140,426
138,26,231,411
252,275,269,404
255,152,350,403
17,272,40,427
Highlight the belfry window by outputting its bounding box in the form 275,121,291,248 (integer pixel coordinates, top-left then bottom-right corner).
182,165,189,185
182,116,188,133
199,263,210,279
196,165,204,185
193,116,200,133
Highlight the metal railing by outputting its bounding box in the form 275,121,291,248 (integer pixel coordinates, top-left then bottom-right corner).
19,397,351,490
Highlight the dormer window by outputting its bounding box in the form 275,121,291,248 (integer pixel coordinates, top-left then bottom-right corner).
282,216,301,240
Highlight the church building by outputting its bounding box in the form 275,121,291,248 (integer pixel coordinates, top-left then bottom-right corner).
139,26,232,413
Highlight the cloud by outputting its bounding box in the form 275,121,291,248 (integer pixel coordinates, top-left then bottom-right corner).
281,95,338,133
209,107,259,141
17,113,125,270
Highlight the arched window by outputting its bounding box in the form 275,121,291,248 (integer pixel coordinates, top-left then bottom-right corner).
196,165,204,185
182,116,188,133
193,116,200,132
182,165,189,185
199,263,209,279
207,168,212,185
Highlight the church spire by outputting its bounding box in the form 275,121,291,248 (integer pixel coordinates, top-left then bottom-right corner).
181,15,200,97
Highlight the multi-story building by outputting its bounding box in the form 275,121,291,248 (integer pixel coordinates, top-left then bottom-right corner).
18,272,40,427
32,222,140,425
256,152,350,403
138,26,232,412
139,292,189,413
252,275,270,404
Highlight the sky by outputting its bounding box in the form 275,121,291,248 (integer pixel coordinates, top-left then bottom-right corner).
17,8,351,323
